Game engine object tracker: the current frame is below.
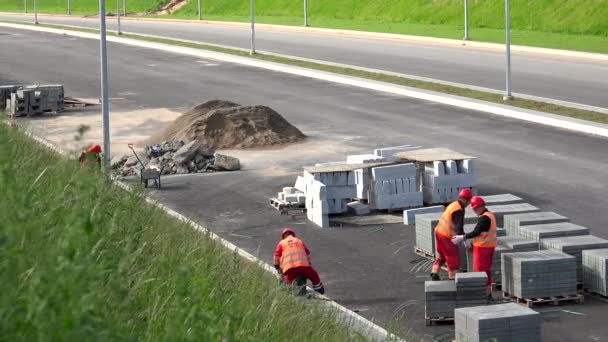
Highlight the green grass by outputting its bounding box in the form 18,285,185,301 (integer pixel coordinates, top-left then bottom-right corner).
0,0,166,15
0,123,365,341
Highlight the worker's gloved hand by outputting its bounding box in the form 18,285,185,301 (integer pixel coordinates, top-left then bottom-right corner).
451,235,465,245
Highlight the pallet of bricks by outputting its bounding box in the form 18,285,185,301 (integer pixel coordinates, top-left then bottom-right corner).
1,84,65,117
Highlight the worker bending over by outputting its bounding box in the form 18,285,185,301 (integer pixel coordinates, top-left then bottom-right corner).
452,196,497,303
430,188,472,281
79,144,102,167
273,228,325,295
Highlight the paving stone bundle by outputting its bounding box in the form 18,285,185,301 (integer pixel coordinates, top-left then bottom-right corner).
481,193,524,205
425,280,457,318
455,272,488,308
498,236,539,251
3,84,64,117
503,211,569,236
455,303,541,342
502,250,577,299
541,235,608,282
464,203,539,226
517,222,590,241
582,248,608,296
403,205,444,225
367,163,422,210
421,159,478,205
415,212,443,256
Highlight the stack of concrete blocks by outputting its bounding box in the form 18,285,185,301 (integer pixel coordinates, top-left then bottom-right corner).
368,163,422,210
302,170,357,228
415,212,443,256
503,212,569,236
29,85,65,113
424,280,457,318
4,84,65,117
421,159,477,205
481,193,524,205
541,235,608,283
403,205,444,225
455,303,541,342
0,85,20,110
464,203,539,227
502,250,577,298
582,248,608,296
353,168,372,200
276,186,306,206
517,222,590,241
455,272,488,308
373,145,420,162
303,172,329,228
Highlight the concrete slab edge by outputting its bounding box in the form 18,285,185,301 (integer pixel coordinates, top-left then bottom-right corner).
3,22,606,140
3,12,607,62
3,122,398,342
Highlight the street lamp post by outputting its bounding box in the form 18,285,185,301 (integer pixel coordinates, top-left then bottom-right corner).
68,0,71,15
34,0,38,24
198,0,201,20
250,0,255,54
463,0,469,40
24,0,27,14
117,0,122,35
504,0,513,100
123,0,126,16
99,0,111,178
304,0,308,27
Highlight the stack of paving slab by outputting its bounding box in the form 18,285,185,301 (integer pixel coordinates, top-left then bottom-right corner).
415,212,443,256
425,280,457,318
502,250,577,299
541,235,608,282
367,163,422,210
464,236,536,283
455,303,541,342
276,186,306,206
455,272,488,308
3,84,64,117
503,211,569,236
464,203,539,226
582,248,608,296
421,159,477,205
403,205,444,225
481,193,524,206
517,222,590,241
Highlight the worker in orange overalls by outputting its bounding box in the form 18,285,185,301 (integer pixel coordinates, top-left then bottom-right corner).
79,144,102,167
430,188,472,281
273,228,325,295
452,196,497,303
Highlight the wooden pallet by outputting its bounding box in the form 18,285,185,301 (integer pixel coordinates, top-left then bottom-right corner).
414,246,435,259
425,316,454,326
269,198,306,218
502,292,584,308
583,289,608,300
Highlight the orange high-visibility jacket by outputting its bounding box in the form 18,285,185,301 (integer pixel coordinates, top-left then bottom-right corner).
273,237,311,273
472,211,497,248
435,201,464,238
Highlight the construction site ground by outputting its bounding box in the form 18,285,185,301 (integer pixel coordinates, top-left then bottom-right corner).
5,27,608,341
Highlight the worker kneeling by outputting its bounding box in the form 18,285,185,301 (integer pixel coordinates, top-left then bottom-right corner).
430,188,472,281
452,196,497,303
273,228,325,295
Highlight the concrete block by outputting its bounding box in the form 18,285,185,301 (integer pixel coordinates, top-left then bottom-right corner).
347,201,370,215
311,180,327,200
424,174,478,188
347,154,386,164
432,161,445,176
283,187,296,195
296,194,306,204
347,171,356,185
333,172,348,186
409,177,417,192
445,160,458,175
403,205,445,225
396,178,405,194
483,193,524,205
284,194,299,203
373,145,420,162
355,168,371,199
326,185,356,200
277,192,285,201
372,192,423,210
382,180,394,195
294,176,306,192
371,163,416,181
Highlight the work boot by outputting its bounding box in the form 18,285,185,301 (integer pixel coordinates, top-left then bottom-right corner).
313,282,325,295
430,272,441,281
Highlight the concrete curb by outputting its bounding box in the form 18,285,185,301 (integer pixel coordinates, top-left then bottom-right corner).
2,12,607,61
6,122,398,342
2,22,607,140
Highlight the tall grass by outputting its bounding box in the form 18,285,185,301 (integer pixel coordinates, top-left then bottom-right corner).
0,124,363,341
0,0,167,15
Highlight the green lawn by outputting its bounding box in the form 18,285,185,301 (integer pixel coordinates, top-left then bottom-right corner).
0,123,365,341
0,0,166,15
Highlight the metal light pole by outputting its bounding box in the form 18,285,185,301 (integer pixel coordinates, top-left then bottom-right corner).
24,0,27,13
68,0,71,15
250,0,255,54
504,0,513,100
99,0,111,178
198,0,201,20
463,0,469,40
304,0,308,27
117,0,122,35
123,0,126,16
34,0,38,24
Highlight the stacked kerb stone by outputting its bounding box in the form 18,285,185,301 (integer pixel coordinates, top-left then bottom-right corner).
368,163,423,210
503,212,569,236
455,272,487,308
583,248,608,296
502,250,577,299
415,212,443,256
421,159,477,205
464,203,539,226
541,235,608,282
455,303,541,342
424,280,457,318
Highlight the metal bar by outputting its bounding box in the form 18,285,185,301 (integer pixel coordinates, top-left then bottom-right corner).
304,0,308,27
504,0,513,100
34,0,38,24
99,0,112,178
463,0,469,40
123,0,126,16
117,0,122,35
250,0,255,54
24,0,27,14
68,0,71,15
198,0,201,20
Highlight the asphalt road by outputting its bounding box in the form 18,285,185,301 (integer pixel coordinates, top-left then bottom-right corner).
2,27,608,341
1,14,608,109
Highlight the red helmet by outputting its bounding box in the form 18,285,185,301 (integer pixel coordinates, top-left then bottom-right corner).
470,196,486,209
88,144,102,154
458,188,473,200
281,228,295,239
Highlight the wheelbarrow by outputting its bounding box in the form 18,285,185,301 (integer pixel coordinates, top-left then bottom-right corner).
128,143,164,189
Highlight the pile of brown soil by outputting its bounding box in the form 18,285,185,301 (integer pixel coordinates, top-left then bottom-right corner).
144,100,306,149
